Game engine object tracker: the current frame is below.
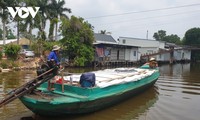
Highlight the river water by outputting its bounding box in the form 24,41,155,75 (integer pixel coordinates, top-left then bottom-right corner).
0,63,200,120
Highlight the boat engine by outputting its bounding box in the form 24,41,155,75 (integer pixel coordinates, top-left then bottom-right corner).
36,60,59,80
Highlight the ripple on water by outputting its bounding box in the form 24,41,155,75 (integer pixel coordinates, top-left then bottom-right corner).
151,72,200,120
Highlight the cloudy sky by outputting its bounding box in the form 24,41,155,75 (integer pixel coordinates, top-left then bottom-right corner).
66,0,200,40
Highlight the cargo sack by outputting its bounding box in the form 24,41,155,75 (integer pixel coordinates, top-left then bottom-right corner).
80,72,96,87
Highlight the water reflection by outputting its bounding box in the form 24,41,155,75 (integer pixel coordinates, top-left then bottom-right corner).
156,63,200,120
159,63,190,76
0,71,36,120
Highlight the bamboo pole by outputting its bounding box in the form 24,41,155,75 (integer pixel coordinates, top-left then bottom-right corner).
61,71,64,93
0,68,55,107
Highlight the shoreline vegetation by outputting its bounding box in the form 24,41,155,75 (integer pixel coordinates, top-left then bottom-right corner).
0,57,39,72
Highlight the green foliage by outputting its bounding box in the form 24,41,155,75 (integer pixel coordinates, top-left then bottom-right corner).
30,40,42,55
10,61,19,68
1,0,70,41
183,27,200,46
0,50,2,60
48,18,58,40
0,28,3,39
6,29,16,39
60,16,94,66
153,30,166,41
0,28,16,40
153,30,181,44
0,60,9,69
74,45,94,66
0,60,19,69
4,44,21,60
31,39,59,56
191,51,200,61
163,34,181,44
0,0,18,42
48,0,71,40
183,27,200,61
100,30,107,34
43,41,59,51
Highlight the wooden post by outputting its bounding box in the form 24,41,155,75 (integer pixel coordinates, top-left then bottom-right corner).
61,71,64,93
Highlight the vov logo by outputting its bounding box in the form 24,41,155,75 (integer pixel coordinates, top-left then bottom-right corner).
7,7,40,19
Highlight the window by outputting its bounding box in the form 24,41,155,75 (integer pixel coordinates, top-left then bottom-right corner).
123,39,126,44
133,51,136,56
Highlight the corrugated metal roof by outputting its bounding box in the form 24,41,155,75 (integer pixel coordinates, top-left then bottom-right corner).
94,33,117,43
0,38,31,45
0,39,17,45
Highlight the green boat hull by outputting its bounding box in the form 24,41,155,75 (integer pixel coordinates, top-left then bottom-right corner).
20,67,159,116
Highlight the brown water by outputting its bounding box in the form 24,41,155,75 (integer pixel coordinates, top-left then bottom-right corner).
0,63,200,120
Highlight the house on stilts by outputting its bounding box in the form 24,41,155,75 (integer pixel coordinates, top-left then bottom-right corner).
93,33,140,67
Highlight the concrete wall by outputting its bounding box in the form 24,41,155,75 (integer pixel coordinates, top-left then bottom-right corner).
125,48,139,61
174,50,191,60
158,53,170,61
158,49,191,62
118,37,160,47
183,50,191,60
118,37,166,61
139,47,158,55
110,48,125,61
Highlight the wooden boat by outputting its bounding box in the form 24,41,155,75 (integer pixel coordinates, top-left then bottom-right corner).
19,64,160,116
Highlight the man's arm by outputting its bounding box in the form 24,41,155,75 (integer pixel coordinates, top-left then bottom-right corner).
48,52,54,61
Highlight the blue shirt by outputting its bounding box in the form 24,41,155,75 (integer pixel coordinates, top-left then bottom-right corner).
48,51,60,65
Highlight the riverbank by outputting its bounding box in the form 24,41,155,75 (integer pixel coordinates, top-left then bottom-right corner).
0,57,39,72
0,57,194,73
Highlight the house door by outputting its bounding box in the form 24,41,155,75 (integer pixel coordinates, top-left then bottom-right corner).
117,50,119,60
182,53,184,59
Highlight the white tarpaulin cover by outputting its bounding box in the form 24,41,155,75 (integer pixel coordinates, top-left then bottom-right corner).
63,68,156,88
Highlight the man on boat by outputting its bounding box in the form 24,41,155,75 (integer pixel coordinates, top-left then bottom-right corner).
47,45,62,90
48,45,61,65
146,57,158,69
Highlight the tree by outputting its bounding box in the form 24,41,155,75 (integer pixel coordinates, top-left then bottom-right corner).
60,16,94,66
36,0,51,40
19,0,41,35
183,27,200,46
0,0,17,45
100,30,107,34
48,18,58,40
183,27,200,61
153,30,181,44
17,0,41,42
0,27,16,40
163,34,181,44
6,29,16,39
153,30,166,41
48,0,71,40
4,44,21,60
